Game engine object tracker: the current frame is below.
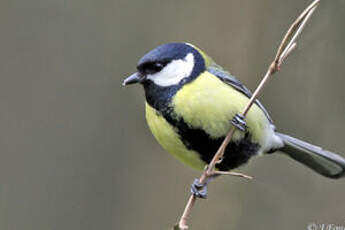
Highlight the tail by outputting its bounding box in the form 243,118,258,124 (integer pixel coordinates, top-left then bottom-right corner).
275,132,345,179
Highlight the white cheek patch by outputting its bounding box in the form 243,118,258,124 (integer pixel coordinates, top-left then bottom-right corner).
146,53,195,87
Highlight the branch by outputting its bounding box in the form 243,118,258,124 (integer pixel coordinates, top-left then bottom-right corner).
175,0,320,229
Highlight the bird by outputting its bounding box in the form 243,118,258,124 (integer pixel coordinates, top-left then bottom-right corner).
123,42,345,197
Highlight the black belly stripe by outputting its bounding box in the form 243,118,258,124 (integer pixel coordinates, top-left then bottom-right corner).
161,107,260,171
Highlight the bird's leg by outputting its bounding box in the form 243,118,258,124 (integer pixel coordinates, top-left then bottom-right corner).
231,113,247,132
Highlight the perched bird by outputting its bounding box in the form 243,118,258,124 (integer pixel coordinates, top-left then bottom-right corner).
123,43,345,196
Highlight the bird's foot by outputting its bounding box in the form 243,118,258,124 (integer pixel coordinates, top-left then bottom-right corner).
190,171,252,199
231,113,247,132
191,178,208,199
190,175,218,199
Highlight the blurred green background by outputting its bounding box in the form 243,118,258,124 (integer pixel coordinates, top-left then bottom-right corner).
1,0,345,229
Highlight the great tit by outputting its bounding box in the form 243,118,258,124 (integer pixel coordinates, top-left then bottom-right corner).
123,42,345,180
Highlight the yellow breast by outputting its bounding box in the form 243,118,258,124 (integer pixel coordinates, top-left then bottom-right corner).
172,71,270,144
145,103,206,170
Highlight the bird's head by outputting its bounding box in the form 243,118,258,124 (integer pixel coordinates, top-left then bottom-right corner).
123,43,210,88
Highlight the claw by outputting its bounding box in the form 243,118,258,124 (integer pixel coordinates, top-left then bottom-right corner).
190,179,208,199
231,113,247,132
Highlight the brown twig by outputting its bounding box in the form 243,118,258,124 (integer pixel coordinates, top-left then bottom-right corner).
212,171,253,180
176,1,320,229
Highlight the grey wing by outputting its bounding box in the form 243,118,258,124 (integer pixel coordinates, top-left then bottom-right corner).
208,65,274,124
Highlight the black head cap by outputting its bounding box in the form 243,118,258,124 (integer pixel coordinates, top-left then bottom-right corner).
136,43,205,77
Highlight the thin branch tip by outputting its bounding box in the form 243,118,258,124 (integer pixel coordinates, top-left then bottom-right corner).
212,171,253,180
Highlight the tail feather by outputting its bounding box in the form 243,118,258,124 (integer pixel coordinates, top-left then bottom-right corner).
276,132,345,179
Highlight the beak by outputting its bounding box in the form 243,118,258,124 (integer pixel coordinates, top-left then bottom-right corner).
122,72,143,86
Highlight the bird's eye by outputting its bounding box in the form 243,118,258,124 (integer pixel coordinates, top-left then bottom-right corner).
142,62,165,75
